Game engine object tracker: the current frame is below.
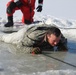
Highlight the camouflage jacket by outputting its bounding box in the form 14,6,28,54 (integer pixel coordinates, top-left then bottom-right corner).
21,24,67,52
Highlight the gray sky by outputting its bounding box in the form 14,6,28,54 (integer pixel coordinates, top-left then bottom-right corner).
0,0,76,20
41,0,76,20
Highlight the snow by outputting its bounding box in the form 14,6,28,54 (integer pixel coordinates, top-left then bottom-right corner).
0,0,76,75
0,16,76,44
21,70,76,75
0,15,76,75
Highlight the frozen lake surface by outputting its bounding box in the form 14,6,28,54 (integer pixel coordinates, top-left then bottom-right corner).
0,41,76,75
0,14,76,75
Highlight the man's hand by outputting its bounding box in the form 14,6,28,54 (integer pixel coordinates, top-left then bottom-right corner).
31,47,42,54
36,5,42,12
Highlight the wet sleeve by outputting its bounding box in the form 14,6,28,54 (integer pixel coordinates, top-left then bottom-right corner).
22,26,46,47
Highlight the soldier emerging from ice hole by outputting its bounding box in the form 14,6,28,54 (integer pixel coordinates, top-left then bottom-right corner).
4,0,43,27
16,24,68,54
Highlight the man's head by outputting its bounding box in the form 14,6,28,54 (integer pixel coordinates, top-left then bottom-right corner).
46,27,61,46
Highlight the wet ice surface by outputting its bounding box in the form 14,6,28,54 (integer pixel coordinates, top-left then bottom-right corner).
0,42,76,75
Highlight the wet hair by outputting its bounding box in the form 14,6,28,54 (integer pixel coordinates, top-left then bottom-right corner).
46,26,61,37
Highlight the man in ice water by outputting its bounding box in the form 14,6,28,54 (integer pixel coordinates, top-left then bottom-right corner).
18,24,68,54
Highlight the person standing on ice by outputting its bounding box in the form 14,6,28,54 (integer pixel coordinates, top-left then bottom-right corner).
4,0,43,27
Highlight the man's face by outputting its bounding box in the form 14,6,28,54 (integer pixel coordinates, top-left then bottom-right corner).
47,34,61,46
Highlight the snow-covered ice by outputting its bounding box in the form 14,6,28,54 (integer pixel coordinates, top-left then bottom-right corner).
0,15,76,75
0,0,76,75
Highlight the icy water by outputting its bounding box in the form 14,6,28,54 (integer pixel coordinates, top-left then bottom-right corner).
0,42,76,75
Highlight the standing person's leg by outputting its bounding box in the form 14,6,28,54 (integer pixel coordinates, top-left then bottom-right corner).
4,1,19,27
20,6,35,25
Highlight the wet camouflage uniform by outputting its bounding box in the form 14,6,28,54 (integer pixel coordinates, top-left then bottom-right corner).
17,24,67,53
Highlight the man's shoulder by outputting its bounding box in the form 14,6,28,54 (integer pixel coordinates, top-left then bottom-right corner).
26,24,57,32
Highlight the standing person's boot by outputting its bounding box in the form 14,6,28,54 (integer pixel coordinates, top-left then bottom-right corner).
24,20,32,25
4,16,13,27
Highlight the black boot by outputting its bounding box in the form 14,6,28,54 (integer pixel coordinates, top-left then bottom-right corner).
4,16,14,27
24,20,32,25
